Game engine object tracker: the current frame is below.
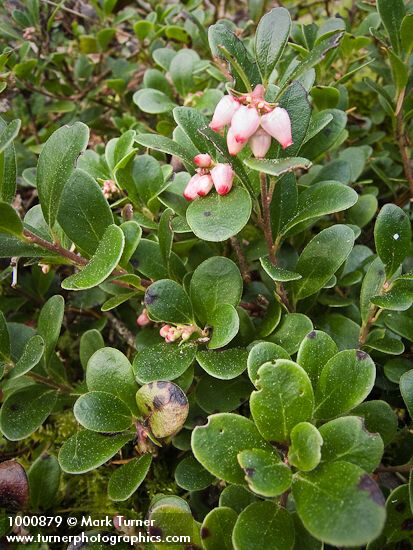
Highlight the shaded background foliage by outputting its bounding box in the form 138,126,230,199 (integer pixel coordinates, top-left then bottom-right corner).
0,0,413,548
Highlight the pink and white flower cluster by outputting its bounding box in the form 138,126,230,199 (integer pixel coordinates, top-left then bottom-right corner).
159,323,197,343
183,153,234,201
209,85,293,157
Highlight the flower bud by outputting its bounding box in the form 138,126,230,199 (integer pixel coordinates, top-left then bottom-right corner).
209,95,240,131
183,174,202,201
249,128,272,158
196,174,214,197
159,325,171,338
136,309,150,327
260,107,293,150
193,153,212,168
211,163,234,196
230,106,260,143
227,127,246,156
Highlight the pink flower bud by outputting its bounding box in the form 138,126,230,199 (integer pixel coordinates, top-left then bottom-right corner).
230,106,260,143
260,107,293,150
211,163,234,196
249,128,272,158
227,127,246,156
209,95,240,131
194,153,212,168
136,309,150,327
196,174,214,197
183,174,202,201
251,84,265,100
160,325,171,338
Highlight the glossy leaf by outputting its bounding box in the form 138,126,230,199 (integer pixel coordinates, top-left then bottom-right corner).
186,186,252,242
374,204,411,279
144,279,193,324
196,348,248,380
0,202,23,237
108,454,152,501
201,507,238,550
238,448,292,497
319,416,383,473
232,502,295,550
297,330,338,385
314,350,376,419
8,335,44,379
37,122,89,227
250,360,314,442
133,342,196,383
86,347,138,415
62,224,124,290
288,422,323,471
255,7,291,82
293,225,355,302
28,453,60,511
74,391,133,433
175,455,214,491
293,462,385,546
190,257,243,324
58,168,113,255
59,430,134,474
0,385,58,441
192,413,270,484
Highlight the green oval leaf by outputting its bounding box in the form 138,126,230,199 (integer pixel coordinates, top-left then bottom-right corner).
293,225,355,302
74,391,133,433
250,360,314,442
108,454,152,501
293,462,385,547
133,342,196,384
58,430,134,474
0,202,23,237
232,502,295,550
190,257,243,325
8,335,45,379
374,204,411,279
238,448,292,497
186,186,252,242
57,168,113,256
314,349,376,420
86,347,138,415
62,224,124,290
255,7,291,83
37,122,89,227
144,279,193,324
288,422,323,472
201,507,238,550
0,385,57,441
196,348,248,380
319,416,383,473
175,454,215,491
192,413,270,484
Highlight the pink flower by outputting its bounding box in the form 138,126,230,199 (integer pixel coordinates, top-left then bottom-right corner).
230,106,260,143
260,107,293,150
249,128,272,158
227,127,246,156
136,309,150,326
194,153,212,168
159,325,171,338
183,174,202,201
209,95,240,131
211,163,234,195
196,174,214,197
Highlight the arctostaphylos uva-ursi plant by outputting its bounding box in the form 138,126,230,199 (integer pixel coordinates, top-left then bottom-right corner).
1,1,413,549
